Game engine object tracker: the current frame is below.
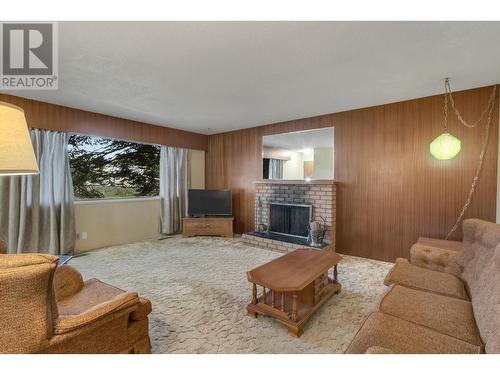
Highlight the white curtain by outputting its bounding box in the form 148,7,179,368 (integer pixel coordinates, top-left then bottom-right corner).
160,146,190,234
269,159,284,179
0,129,76,255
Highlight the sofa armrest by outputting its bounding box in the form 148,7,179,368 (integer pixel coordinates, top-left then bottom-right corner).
410,243,462,277
54,292,139,334
54,265,84,301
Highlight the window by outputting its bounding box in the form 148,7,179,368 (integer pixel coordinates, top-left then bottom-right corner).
68,134,160,200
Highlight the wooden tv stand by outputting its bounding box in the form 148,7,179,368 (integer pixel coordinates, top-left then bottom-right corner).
182,216,234,238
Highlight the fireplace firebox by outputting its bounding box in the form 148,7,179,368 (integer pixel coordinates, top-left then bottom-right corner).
268,202,312,238
243,181,335,253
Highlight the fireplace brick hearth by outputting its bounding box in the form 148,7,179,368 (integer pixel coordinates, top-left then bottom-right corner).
243,180,336,253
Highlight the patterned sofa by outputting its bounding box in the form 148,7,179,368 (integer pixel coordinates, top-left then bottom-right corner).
0,254,152,354
346,218,500,354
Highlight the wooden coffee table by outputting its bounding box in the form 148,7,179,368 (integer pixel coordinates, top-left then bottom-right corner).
246,249,342,337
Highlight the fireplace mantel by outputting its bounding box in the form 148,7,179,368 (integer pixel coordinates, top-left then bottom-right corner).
254,179,336,185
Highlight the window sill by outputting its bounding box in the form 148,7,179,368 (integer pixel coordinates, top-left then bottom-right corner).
74,196,160,205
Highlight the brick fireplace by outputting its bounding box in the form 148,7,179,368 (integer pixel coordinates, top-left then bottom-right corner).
242,180,336,253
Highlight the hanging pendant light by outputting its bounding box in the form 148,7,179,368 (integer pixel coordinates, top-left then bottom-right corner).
430,78,463,160
430,132,462,160
431,78,496,162
429,78,497,239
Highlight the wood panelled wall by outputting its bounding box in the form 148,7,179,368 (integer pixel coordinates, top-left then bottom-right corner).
0,94,208,150
206,86,499,262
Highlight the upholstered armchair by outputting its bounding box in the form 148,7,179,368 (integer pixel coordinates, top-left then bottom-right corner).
0,254,152,354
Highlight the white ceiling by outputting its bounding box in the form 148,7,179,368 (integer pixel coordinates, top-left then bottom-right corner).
263,128,334,150
7,21,500,135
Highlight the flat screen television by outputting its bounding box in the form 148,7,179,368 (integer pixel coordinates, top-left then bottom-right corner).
188,189,232,217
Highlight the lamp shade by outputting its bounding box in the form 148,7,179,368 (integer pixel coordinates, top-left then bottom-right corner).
0,102,39,175
430,132,462,160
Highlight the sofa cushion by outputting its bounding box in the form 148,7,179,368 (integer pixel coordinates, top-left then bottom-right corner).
55,292,139,334
417,237,462,252
345,312,481,354
379,285,482,347
56,278,140,335
54,265,84,301
384,258,467,300
58,278,127,315
410,243,462,277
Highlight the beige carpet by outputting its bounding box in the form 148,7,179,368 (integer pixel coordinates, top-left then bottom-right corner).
71,236,393,353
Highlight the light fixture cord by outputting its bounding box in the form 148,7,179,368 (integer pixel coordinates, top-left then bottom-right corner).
445,80,497,239
444,80,449,132
445,78,497,129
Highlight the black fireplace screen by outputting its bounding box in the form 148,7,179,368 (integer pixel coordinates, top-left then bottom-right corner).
269,203,312,238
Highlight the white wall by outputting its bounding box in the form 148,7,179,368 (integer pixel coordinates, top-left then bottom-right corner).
283,151,304,179
74,198,161,252
313,147,334,179
74,150,206,253
302,148,314,162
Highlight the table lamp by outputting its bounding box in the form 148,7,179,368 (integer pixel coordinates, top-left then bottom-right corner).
0,101,39,176
0,101,39,252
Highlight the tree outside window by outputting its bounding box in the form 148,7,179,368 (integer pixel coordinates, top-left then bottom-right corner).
68,135,160,200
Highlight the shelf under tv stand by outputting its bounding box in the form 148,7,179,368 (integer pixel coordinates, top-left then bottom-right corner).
182,216,234,238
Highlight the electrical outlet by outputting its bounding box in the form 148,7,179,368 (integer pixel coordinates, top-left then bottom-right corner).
78,232,88,240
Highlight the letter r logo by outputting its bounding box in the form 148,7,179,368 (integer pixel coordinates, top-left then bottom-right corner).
2,23,53,75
